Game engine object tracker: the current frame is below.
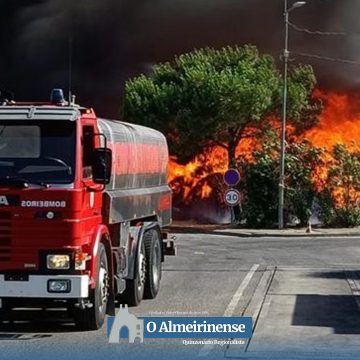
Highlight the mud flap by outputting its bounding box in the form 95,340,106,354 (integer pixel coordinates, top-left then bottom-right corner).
163,235,177,257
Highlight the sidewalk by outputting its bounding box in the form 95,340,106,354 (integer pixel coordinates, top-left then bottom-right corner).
227,266,360,358
167,222,360,237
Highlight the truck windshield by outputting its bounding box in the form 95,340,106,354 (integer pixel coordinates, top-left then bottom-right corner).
0,121,76,185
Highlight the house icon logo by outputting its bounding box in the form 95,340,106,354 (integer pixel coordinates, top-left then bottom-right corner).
108,305,144,344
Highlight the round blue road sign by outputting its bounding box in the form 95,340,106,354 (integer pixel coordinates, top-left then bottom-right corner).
224,169,241,186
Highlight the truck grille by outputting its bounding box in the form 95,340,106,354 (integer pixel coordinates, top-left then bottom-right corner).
0,211,11,261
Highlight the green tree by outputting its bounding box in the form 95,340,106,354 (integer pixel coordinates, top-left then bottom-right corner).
123,45,321,166
238,133,324,228
319,144,360,227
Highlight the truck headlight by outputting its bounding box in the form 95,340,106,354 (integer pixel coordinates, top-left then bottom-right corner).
47,255,70,270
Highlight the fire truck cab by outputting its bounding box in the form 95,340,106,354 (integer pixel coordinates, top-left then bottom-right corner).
0,89,174,330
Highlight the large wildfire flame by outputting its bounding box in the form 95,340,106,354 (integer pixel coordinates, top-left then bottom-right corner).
168,91,360,205
168,138,256,204
305,91,360,151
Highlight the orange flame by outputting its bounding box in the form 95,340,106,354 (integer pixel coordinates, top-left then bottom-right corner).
168,138,255,202
304,91,360,151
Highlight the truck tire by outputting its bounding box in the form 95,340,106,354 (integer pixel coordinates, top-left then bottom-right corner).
144,229,162,299
0,300,10,322
117,240,146,307
74,243,109,330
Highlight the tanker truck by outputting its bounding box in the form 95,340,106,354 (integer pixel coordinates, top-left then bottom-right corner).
0,89,174,330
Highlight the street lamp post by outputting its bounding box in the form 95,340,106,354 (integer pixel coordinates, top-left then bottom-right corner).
278,0,307,229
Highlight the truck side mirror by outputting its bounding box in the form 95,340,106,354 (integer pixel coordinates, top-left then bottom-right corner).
92,148,112,185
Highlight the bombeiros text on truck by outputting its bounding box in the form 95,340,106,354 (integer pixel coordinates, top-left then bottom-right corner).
0,89,175,330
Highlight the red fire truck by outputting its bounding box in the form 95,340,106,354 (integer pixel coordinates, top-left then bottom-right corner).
0,89,174,330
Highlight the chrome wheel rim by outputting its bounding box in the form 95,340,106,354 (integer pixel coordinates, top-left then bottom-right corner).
137,248,146,292
152,241,161,286
99,266,109,312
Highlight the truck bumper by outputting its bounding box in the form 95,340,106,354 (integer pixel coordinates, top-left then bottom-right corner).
0,275,89,298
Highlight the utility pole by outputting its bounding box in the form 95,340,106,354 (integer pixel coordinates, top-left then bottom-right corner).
278,0,306,229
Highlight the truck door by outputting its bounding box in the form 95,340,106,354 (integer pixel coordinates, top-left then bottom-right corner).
81,125,101,219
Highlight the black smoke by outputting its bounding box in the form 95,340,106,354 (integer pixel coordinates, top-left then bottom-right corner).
0,0,359,118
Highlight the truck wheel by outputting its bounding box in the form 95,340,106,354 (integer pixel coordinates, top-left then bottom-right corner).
117,240,146,307
74,243,109,330
144,229,162,299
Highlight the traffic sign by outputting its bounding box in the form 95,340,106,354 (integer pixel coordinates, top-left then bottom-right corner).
224,189,241,206
224,169,241,186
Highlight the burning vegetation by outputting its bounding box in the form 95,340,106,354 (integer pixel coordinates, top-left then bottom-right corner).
305,91,360,152
168,91,360,226
169,91,360,194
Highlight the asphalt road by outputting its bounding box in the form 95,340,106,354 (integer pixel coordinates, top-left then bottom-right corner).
1,233,360,360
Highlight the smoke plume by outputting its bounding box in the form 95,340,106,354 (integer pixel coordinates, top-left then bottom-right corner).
0,0,359,117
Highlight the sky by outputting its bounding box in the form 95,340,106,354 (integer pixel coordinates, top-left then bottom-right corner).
0,0,359,117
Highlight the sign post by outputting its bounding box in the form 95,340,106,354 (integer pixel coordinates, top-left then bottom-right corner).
223,169,241,224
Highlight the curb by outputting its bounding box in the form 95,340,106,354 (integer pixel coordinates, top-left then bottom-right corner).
212,230,360,238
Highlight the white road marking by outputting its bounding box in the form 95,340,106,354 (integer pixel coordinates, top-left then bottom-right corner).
198,264,260,357
223,264,260,317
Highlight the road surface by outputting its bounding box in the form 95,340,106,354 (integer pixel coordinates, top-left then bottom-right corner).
1,232,360,360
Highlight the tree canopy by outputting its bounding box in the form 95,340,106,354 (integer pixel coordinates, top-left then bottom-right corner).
123,45,322,165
